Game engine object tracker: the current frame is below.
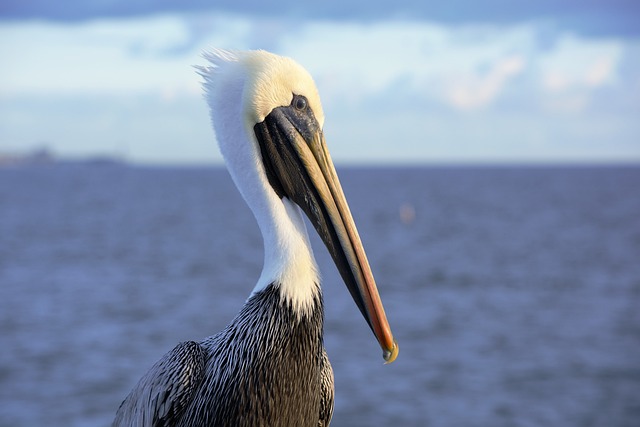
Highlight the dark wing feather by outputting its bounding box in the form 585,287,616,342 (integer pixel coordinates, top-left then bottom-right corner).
113,341,207,427
318,349,335,427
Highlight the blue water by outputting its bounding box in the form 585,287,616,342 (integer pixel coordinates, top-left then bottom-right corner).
1,164,639,426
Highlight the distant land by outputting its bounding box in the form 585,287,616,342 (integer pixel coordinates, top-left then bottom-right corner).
0,148,125,167
2,147,638,169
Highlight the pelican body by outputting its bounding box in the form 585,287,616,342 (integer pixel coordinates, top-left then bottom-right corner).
113,49,397,427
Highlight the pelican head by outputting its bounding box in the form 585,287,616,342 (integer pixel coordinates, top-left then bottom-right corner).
198,49,397,363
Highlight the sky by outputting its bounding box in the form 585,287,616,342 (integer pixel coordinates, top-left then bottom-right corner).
1,1,639,164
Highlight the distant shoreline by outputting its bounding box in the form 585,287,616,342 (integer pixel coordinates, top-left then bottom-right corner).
0,148,125,168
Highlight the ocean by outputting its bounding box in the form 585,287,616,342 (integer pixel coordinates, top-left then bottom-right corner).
1,164,638,426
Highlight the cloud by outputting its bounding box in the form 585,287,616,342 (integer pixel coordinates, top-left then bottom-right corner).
584,56,616,87
1,15,638,164
446,55,526,110
0,18,204,96
1,0,639,39
540,35,621,90
277,21,537,113
536,34,624,113
0,91,216,163
269,20,639,161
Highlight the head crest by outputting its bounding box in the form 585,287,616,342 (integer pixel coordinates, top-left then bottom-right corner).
199,49,324,127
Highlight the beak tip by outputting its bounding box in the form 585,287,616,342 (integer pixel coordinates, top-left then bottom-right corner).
383,339,399,364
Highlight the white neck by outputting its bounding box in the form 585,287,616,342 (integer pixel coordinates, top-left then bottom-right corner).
202,58,320,316
255,197,320,315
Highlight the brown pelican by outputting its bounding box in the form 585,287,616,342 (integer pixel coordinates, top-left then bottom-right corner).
113,49,398,427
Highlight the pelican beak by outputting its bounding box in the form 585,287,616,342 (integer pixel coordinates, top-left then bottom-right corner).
254,98,398,363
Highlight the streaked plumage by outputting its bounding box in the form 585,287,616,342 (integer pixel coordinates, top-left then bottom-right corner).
113,49,396,427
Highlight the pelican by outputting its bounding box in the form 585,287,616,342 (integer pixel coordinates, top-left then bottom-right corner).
113,49,398,427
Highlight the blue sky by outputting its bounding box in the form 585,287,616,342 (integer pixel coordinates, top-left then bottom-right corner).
1,1,639,164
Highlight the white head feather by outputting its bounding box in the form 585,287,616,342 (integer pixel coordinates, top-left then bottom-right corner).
198,49,324,315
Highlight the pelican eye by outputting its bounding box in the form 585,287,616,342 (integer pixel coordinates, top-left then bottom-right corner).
293,96,308,111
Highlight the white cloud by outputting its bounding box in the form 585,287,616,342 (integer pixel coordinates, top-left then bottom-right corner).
446,55,526,110
539,35,622,93
584,56,616,87
0,18,202,96
0,15,638,164
277,21,537,112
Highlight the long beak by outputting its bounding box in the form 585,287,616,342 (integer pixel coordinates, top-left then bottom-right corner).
254,106,398,363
